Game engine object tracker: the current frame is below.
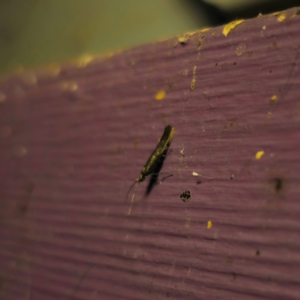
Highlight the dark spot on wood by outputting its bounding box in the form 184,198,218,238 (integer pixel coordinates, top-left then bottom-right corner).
256,249,260,256
224,119,236,130
233,62,236,65
230,174,234,180
269,70,272,73
179,41,188,46
18,204,29,214
205,237,217,241
274,178,282,191
166,292,171,297
264,176,286,212
246,51,253,57
215,62,218,66
196,180,202,185
231,272,237,280
271,177,283,192
180,190,191,202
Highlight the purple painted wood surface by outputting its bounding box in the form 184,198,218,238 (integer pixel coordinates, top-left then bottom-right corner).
1,7,300,300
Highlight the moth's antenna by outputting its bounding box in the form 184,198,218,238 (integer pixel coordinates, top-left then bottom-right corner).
126,180,137,203
127,181,139,216
198,174,213,179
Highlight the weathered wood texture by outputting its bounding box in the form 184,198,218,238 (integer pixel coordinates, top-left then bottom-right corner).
1,7,300,300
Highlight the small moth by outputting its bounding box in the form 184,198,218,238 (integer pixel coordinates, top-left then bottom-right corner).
127,125,175,215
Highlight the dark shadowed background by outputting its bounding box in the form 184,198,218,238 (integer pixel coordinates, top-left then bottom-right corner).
1,0,300,73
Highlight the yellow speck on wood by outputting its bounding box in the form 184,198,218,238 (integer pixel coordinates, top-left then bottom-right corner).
60,81,78,91
192,171,199,176
262,25,266,30
193,66,197,74
178,34,189,44
190,66,197,90
155,90,166,100
255,151,264,160
190,79,196,90
185,218,192,228
207,220,212,229
175,31,197,46
75,54,95,67
201,28,210,32
271,95,277,101
223,20,244,37
277,14,286,22
271,11,280,16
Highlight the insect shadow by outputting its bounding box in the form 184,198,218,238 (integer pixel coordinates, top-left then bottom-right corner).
145,148,173,196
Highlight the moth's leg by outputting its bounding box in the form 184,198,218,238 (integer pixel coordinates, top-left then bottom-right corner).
150,172,173,183
162,149,173,157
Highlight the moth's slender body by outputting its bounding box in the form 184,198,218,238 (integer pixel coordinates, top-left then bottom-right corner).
127,125,175,215
137,125,174,182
